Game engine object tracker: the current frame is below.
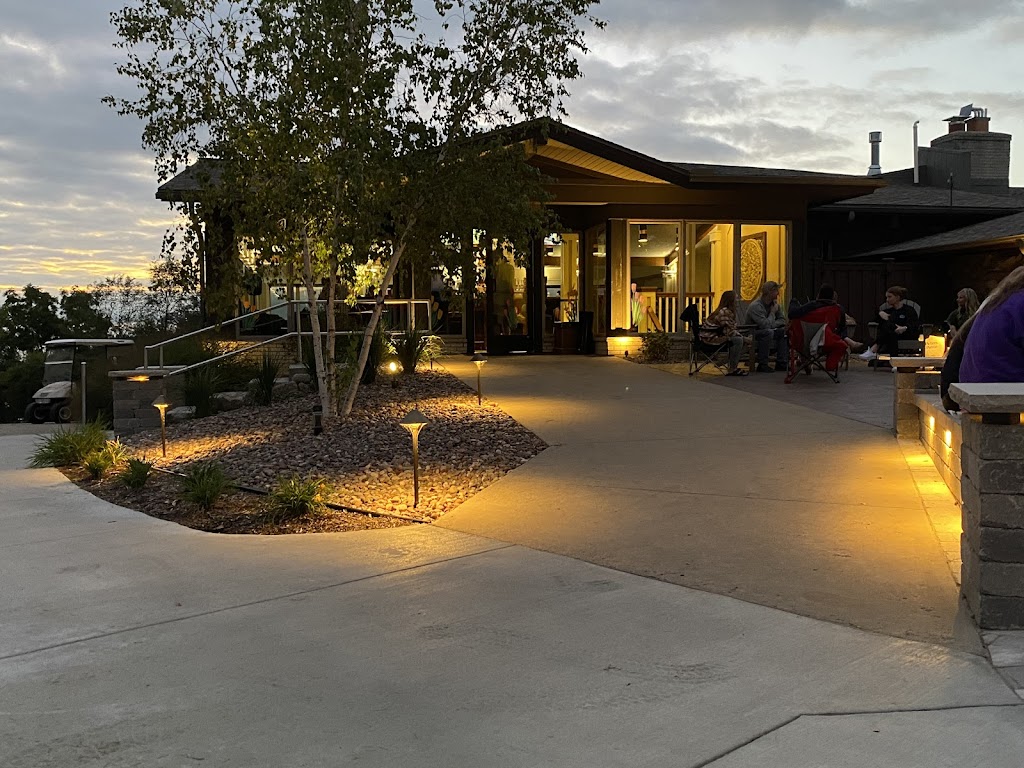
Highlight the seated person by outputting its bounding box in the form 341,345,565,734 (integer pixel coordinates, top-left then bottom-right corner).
960,266,1024,383
944,287,980,335
700,290,747,376
789,284,849,372
745,280,789,373
858,285,919,361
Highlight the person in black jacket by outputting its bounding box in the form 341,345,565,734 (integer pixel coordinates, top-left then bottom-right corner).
941,314,975,412
858,285,920,360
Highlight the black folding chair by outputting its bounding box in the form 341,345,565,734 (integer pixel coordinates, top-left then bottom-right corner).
680,303,730,376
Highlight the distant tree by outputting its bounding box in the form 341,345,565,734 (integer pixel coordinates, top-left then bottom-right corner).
107,0,602,423
59,289,113,338
88,275,148,338
0,351,44,422
0,285,64,361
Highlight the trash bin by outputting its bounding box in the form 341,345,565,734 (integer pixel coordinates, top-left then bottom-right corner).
577,311,595,354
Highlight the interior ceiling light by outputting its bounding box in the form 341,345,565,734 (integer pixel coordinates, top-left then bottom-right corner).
638,224,648,244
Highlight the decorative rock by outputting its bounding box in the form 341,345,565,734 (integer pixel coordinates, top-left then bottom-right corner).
213,391,249,411
272,379,299,399
166,406,196,424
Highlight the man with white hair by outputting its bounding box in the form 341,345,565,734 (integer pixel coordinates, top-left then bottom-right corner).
746,281,788,373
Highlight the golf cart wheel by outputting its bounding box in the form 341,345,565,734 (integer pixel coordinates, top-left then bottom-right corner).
24,403,47,424
50,403,73,424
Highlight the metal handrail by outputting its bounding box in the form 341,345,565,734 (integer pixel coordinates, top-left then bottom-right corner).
144,297,432,368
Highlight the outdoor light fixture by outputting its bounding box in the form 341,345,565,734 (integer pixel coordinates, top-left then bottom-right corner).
471,352,487,405
399,409,429,508
312,404,323,436
388,359,399,388
152,394,170,458
638,224,648,244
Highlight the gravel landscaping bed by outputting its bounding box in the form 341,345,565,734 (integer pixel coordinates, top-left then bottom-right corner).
72,367,546,534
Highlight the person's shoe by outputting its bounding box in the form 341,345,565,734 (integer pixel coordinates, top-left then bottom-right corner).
858,349,877,361
756,364,773,373
848,341,866,352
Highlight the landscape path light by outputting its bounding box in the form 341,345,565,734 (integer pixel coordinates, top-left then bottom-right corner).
312,403,323,436
152,394,170,457
471,352,487,405
399,408,429,508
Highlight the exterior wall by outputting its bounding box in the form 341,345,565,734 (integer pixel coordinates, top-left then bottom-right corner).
916,394,963,503
110,370,176,436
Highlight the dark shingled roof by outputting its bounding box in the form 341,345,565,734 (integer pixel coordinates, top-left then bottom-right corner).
668,161,870,183
156,158,224,202
816,182,1024,212
856,211,1024,257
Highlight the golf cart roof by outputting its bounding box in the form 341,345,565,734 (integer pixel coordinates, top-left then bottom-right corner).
44,339,135,348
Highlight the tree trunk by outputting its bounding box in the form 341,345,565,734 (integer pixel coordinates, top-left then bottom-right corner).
341,238,409,417
302,227,332,423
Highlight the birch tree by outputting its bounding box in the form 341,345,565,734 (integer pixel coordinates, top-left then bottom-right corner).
106,0,602,422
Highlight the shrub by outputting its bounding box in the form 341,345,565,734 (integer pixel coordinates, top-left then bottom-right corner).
268,475,327,523
360,319,391,385
120,457,153,489
82,450,114,480
392,329,445,376
29,419,108,467
638,331,672,364
179,366,220,418
217,359,260,392
180,462,228,510
251,352,280,406
0,351,43,423
302,338,320,392
102,438,130,466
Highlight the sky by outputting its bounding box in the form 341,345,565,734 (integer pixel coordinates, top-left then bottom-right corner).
3,0,1024,296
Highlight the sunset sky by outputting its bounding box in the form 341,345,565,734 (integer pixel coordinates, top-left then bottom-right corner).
3,0,1024,295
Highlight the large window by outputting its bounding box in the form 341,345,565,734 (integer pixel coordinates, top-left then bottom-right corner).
628,222,680,332
543,233,579,333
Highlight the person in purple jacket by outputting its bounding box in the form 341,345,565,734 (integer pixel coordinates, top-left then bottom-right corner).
960,266,1024,383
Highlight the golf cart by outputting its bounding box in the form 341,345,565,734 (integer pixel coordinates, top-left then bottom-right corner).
24,339,136,424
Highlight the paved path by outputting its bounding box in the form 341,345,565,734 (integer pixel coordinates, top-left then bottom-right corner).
2,433,1023,766
439,356,976,651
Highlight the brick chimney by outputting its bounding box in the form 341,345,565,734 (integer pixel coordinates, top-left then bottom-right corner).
930,105,1011,195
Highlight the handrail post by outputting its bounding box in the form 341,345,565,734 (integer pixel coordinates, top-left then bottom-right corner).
144,347,149,368
159,346,164,369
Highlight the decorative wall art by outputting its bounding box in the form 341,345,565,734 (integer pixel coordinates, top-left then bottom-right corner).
740,232,767,301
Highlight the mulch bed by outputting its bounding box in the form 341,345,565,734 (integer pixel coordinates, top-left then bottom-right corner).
61,367,547,535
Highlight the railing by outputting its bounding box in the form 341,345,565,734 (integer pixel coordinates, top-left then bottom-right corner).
655,293,678,333
144,298,430,368
685,292,715,322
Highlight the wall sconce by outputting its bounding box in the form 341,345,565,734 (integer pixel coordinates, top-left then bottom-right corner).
638,224,648,244
399,409,429,508
152,394,169,457
471,352,487,405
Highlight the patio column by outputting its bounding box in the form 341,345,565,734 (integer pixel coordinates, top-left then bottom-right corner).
890,356,943,437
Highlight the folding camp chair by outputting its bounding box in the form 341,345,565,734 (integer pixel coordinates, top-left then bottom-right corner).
680,303,730,376
784,303,845,385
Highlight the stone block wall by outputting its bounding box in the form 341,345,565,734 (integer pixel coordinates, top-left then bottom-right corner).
915,394,962,503
110,370,176,436
893,367,941,438
951,383,1024,630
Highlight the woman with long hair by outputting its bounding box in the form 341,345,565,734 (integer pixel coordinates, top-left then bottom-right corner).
960,266,1024,383
699,290,747,376
945,287,980,333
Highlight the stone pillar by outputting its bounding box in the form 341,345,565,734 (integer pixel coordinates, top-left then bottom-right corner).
951,383,1024,629
891,357,943,437
109,369,179,436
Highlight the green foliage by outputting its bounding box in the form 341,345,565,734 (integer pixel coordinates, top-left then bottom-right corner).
302,338,320,392
217,358,260,392
82,450,114,480
178,366,220,418
29,420,108,468
638,332,672,364
268,475,327,523
102,438,131,466
360,319,391,385
180,462,228,511
0,351,43,422
251,352,280,406
392,328,444,376
120,457,153,489
59,289,113,338
0,285,64,362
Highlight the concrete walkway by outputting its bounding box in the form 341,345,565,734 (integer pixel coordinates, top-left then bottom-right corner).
2,433,1023,766
439,356,975,651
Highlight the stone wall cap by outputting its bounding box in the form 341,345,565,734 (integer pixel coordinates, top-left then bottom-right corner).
950,383,1024,412
108,367,185,379
890,356,946,367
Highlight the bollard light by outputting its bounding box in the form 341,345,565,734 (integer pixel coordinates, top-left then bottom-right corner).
312,404,323,436
388,359,399,387
399,409,429,508
152,394,170,457
471,352,487,405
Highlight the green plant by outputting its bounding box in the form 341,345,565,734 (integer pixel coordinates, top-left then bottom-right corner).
268,475,327,523
392,329,445,376
29,419,108,467
178,365,220,417
360,318,391,385
180,462,228,510
217,359,260,392
302,338,320,392
82,450,114,480
251,352,280,405
120,457,153,489
638,331,672,364
102,438,130,466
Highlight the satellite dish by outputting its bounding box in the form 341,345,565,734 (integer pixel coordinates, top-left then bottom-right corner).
959,104,974,118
